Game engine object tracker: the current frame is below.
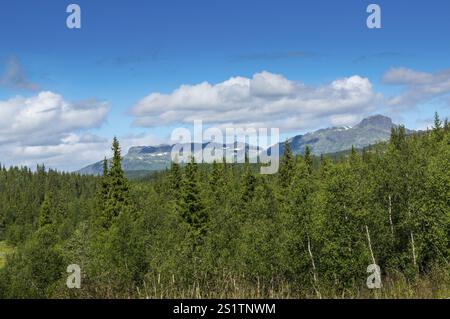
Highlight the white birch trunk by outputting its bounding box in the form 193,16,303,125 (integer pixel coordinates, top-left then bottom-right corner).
388,194,394,236
365,225,376,265
411,231,417,268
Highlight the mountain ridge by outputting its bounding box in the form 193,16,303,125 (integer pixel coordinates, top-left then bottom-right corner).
77,114,410,175
272,114,408,156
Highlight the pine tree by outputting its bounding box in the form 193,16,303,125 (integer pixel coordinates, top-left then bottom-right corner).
390,126,407,151
180,156,208,243
433,111,444,141
95,158,109,214
241,157,257,203
304,145,313,174
210,160,227,197
102,157,108,176
38,195,52,228
279,140,295,188
349,145,358,165
319,155,332,179
169,156,182,195
210,160,220,188
103,137,130,227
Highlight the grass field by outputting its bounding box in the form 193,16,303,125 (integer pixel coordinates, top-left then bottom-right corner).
0,241,14,269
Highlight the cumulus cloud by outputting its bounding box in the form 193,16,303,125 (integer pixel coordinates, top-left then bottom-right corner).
1,132,165,172
0,56,40,91
4,135,110,171
0,91,109,146
383,67,450,108
0,91,112,171
130,71,380,131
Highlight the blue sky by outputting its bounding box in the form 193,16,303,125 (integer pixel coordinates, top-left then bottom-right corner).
0,0,449,170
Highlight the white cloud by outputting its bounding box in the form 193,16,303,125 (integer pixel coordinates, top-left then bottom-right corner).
0,91,109,146
329,114,360,127
5,136,109,171
0,91,112,171
250,71,297,97
130,71,380,132
383,67,450,108
382,67,433,85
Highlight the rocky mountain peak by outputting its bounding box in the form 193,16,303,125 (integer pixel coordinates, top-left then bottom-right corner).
356,114,394,130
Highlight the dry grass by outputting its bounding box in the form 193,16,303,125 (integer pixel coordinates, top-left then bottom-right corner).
135,273,449,299
55,267,450,299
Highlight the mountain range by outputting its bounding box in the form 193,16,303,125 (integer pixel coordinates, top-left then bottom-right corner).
271,114,407,156
77,114,407,175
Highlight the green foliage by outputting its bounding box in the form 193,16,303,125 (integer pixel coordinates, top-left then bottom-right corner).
39,195,52,228
169,157,182,194
103,137,131,225
304,145,313,174
241,160,257,204
0,226,64,298
180,157,208,245
0,115,449,298
0,241,14,269
278,140,295,188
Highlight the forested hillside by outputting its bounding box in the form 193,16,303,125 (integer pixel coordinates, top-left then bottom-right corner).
0,115,449,299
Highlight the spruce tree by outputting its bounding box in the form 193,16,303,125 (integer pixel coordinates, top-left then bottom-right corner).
304,145,313,174
210,160,220,189
433,111,444,141
241,156,257,203
169,156,182,195
180,156,208,243
349,145,358,165
319,154,332,179
210,160,226,199
38,195,52,228
95,158,109,216
279,140,295,188
104,137,130,227
102,157,108,176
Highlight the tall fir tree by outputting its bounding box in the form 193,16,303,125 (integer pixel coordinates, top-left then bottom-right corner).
94,157,110,224
180,156,208,243
38,194,52,228
304,145,313,175
279,140,295,188
103,137,130,227
169,156,182,195
433,111,444,141
241,155,257,204
210,160,227,199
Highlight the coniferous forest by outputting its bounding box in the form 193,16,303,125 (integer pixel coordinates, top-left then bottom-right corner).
0,115,449,299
